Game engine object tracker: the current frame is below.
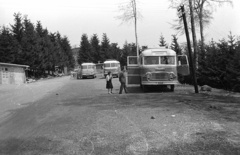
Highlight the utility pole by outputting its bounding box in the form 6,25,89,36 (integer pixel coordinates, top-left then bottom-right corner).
189,0,198,70
178,5,199,93
132,0,139,57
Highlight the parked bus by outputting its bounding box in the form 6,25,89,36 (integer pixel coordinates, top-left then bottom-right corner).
79,63,97,79
127,48,189,92
103,59,121,77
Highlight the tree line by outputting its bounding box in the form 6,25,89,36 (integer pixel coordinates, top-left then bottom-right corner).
77,33,138,67
0,13,75,78
77,33,183,68
197,33,240,92
159,32,240,92
78,31,240,92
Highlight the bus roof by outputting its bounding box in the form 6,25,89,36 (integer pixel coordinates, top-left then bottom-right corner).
103,60,119,63
81,62,95,66
141,48,176,56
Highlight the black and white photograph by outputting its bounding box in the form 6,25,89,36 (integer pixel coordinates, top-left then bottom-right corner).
0,0,240,154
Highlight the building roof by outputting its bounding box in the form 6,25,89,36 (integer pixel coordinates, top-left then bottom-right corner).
0,62,29,68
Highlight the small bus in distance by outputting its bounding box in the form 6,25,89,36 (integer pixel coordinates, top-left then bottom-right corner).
79,63,96,79
103,59,120,77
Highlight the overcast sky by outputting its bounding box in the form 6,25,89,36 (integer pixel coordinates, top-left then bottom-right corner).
1,0,239,48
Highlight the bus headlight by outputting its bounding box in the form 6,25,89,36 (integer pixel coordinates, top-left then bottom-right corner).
146,72,152,81
169,72,176,80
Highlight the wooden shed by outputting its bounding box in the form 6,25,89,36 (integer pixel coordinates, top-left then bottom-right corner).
0,62,29,85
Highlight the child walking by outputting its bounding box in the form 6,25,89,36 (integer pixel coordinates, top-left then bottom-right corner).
106,71,113,94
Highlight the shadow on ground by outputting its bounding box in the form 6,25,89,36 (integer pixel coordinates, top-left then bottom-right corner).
0,129,239,155
0,137,61,155
148,130,240,155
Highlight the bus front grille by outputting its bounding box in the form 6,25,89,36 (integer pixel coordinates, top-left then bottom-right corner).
151,73,169,81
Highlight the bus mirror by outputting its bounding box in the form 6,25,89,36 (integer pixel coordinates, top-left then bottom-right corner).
178,61,181,66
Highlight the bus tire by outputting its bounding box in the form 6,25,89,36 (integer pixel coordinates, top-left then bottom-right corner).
170,85,175,92
140,79,142,88
142,85,147,92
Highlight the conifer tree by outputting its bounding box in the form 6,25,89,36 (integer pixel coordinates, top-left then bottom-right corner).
90,34,101,63
110,43,121,61
61,36,75,69
101,33,111,60
170,35,182,55
21,16,38,67
159,34,168,48
10,13,24,63
0,27,18,63
78,34,92,64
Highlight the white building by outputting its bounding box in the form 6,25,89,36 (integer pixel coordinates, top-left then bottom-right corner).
0,62,29,85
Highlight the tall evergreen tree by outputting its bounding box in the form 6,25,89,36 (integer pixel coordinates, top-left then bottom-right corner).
110,43,121,61
170,35,182,55
10,13,23,63
101,33,111,60
78,34,92,64
10,13,23,43
35,22,47,71
61,36,75,69
49,32,60,73
39,29,53,72
0,26,19,63
56,32,67,71
159,34,168,48
21,16,38,67
90,34,101,63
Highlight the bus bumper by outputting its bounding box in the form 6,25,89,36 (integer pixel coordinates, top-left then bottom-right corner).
141,81,179,85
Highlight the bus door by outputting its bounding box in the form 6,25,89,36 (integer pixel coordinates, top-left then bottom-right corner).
127,56,140,85
177,55,190,76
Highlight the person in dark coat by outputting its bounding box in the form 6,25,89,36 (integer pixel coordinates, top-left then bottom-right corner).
119,67,128,94
106,71,113,94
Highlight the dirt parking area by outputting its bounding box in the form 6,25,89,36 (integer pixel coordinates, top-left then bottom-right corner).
0,76,240,154
0,76,70,122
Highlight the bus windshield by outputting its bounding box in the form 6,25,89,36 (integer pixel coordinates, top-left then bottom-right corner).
81,65,94,69
161,56,175,64
144,56,175,65
144,56,159,65
104,63,118,67
81,66,87,69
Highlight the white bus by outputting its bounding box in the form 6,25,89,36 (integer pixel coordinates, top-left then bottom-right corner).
127,48,189,92
79,63,97,79
103,59,121,77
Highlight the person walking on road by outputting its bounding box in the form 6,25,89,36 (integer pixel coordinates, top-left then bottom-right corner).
119,67,128,94
106,71,113,94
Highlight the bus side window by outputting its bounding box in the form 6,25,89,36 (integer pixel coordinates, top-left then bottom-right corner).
129,57,138,65
178,55,188,66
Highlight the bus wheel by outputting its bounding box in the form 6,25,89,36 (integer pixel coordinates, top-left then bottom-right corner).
170,85,175,92
142,85,147,92
140,79,142,88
